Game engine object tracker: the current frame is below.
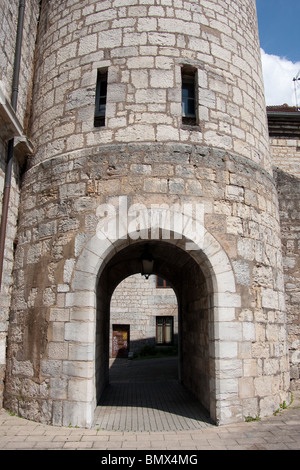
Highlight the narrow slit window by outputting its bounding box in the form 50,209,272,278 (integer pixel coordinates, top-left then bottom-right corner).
181,67,197,126
94,69,108,127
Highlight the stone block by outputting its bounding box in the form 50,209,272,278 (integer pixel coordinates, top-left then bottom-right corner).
65,321,95,343
138,17,157,32
59,183,86,199
214,341,238,359
214,322,242,342
156,125,179,141
0,331,7,361
261,288,279,310
238,238,255,261
232,260,250,286
115,124,156,142
79,34,98,56
216,378,239,399
135,88,166,103
41,360,62,377
107,83,127,103
62,400,94,428
56,43,77,66
243,322,256,342
148,32,176,46
150,69,174,88
144,178,168,193
214,307,236,322
68,343,95,361
68,378,94,402
239,377,254,398
63,360,94,378
98,29,122,48
48,342,68,360
254,376,273,396
66,291,95,308
226,185,244,202
243,359,258,377
127,56,154,69
49,377,68,399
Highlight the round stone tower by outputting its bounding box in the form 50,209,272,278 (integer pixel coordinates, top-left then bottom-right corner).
4,0,290,427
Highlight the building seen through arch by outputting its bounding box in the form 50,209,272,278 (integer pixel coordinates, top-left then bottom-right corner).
110,274,178,358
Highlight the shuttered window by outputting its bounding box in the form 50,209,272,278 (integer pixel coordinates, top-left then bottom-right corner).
156,317,173,345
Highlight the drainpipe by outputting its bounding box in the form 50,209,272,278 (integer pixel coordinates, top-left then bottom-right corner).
0,0,26,291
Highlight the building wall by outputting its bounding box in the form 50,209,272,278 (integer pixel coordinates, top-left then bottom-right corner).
0,4,20,393
271,137,300,391
0,0,40,405
1,0,292,427
29,0,270,172
0,0,40,130
110,274,178,356
271,139,300,178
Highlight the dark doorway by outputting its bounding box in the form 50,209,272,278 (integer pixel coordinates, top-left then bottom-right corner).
112,324,130,358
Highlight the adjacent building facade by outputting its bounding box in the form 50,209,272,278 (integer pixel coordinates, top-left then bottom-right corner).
0,0,298,428
267,105,300,392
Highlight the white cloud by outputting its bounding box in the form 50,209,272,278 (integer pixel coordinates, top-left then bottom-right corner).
260,49,300,107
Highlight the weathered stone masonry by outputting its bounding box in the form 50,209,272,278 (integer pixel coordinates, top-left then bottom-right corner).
268,107,300,391
0,0,40,403
4,141,290,426
0,0,297,428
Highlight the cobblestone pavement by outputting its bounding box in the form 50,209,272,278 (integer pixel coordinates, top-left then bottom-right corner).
0,357,300,450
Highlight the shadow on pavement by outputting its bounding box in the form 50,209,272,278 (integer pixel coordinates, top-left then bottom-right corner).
94,357,214,431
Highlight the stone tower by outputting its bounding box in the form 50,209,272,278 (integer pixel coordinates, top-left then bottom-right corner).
2,0,290,428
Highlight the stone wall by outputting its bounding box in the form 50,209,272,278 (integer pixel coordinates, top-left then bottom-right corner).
0,0,40,405
29,0,270,172
272,135,300,390
271,139,300,178
0,0,40,129
110,274,178,355
2,0,291,427
4,143,290,426
0,3,20,394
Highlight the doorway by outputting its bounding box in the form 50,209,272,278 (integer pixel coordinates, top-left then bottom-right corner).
64,227,239,427
95,240,213,425
112,324,130,358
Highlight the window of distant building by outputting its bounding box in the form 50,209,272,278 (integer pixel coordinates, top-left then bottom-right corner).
156,276,172,288
156,316,174,345
94,69,108,127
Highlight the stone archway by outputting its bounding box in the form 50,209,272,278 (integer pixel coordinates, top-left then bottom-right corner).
66,213,240,427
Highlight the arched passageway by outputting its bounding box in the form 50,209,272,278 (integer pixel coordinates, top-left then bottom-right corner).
94,236,236,427
95,270,213,432
65,218,240,428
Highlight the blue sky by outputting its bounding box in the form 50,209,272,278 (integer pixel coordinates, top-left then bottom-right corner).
256,0,300,106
